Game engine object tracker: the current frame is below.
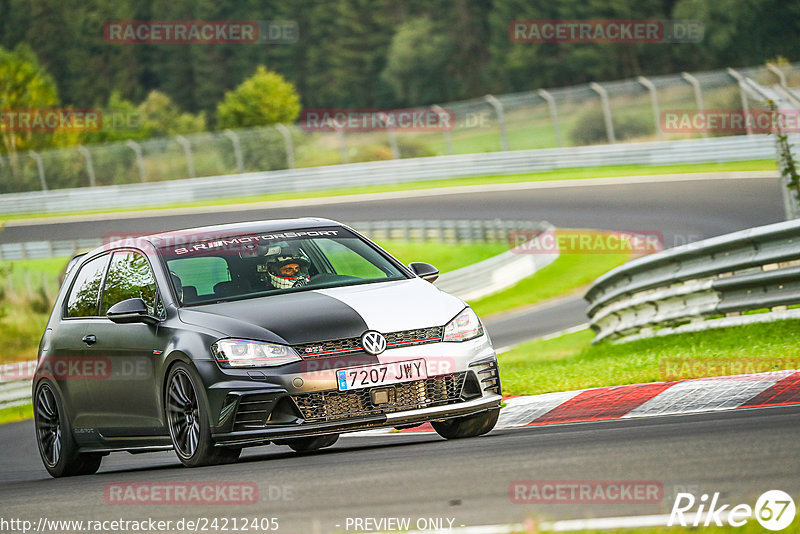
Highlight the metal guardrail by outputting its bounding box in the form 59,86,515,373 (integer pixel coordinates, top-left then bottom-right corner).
0,381,31,409
350,219,547,245
0,361,35,410
0,135,776,215
585,218,800,343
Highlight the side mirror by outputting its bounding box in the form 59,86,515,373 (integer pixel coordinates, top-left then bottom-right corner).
408,262,439,283
107,298,159,325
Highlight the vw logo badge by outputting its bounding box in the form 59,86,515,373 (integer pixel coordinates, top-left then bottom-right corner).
361,331,387,355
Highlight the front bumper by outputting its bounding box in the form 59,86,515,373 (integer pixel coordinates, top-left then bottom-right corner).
212,393,502,447
203,336,502,447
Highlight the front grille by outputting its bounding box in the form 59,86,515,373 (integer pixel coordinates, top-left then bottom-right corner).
294,326,444,358
385,326,443,347
294,337,361,357
291,372,467,423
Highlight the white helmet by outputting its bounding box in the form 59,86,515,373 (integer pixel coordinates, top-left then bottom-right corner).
259,245,311,289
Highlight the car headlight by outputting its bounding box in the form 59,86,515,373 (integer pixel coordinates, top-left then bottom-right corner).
211,339,301,368
443,308,484,342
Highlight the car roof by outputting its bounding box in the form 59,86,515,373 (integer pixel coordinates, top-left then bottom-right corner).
92,217,346,254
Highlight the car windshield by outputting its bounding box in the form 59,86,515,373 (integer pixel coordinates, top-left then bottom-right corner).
158,227,407,305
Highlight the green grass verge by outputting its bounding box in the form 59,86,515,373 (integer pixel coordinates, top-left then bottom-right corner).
470,252,631,318
498,321,800,396
0,256,69,291
377,240,507,274
1,160,775,221
0,403,33,425
0,305,50,364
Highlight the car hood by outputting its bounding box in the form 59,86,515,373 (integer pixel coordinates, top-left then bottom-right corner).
178,278,465,345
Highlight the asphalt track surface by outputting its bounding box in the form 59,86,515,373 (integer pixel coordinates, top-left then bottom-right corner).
0,173,794,532
1,406,799,532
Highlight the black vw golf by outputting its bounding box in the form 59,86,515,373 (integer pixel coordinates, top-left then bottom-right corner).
33,218,502,477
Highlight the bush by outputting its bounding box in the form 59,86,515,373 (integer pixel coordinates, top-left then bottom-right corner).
27,286,52,315
397,137,436,158
349,144,394,163
570,106,652,146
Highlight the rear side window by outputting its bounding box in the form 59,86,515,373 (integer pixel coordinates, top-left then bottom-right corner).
65,254,110,317
100,251,160,316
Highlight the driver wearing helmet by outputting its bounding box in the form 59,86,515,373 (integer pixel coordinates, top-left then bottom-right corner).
258,245,311,289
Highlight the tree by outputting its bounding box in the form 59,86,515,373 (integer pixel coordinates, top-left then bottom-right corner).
216,66,301,128
381,17,457,105
0,44,60,155
138,90,206,137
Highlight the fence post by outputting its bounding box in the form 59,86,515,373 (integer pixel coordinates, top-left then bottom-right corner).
335,126,348,164
431,105,454,155
175,135,195,178
537,89,563,147
126,141,147,182
589,82,616,144
767,63,787,87
681,72,708,138
484,95,509,151
275,124,295,169
28,151,47,191
77,146,96,187
387,124,401,160
726,68,753,136
637,76,663,141
223,129,244,173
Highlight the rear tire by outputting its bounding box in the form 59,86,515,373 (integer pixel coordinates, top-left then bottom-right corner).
432,408,499,439
283,434,339,452
165,363,240,467
34,381,103,477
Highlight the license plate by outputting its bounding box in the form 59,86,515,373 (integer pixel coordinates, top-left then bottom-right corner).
336,359,427,391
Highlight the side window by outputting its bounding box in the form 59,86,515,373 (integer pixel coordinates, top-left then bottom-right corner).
315,239,386,279
100,251,159,316
65,254,110,317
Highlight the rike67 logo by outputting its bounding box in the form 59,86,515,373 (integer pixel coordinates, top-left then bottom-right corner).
670,490,796,531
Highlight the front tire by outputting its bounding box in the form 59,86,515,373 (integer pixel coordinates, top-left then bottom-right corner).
432,408,499,439
34,381,103,477
165,363,241,467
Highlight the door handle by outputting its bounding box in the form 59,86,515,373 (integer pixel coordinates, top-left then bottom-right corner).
82,334,97,346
